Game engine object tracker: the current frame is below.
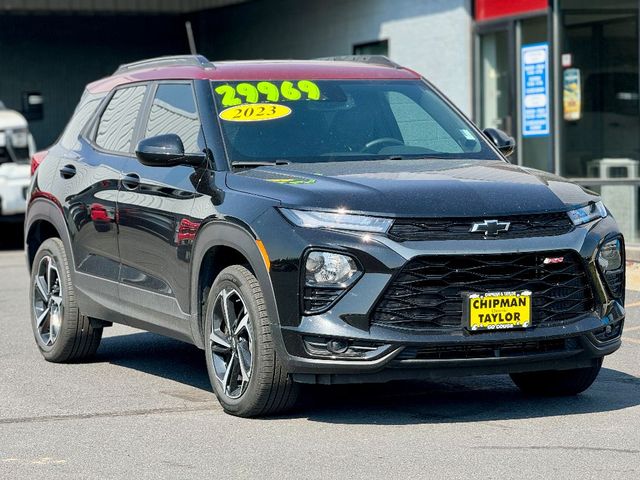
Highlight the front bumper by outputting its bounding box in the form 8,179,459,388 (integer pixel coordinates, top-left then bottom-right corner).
256,210,625,384
0,168,30,217
289,312,623,384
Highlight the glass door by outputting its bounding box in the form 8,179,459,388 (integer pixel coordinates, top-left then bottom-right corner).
477,17,551,170
559,2,640,242
519,16,550,171
478,26,514,135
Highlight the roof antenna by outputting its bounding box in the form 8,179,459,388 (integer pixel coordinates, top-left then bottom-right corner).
185,21,197,55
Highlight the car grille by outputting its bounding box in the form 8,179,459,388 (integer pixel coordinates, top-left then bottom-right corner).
603,269,625,299
371,251,594,332
303,286,345,314
387,212,574,241
395,338,578,361
0,146,30,163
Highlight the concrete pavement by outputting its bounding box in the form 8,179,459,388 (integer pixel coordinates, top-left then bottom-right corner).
1,248,639,479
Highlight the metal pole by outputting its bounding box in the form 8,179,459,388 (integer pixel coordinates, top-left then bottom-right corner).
185,21,197,55
551,0,561,175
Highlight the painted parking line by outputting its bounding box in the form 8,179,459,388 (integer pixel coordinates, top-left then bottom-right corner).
624,325,640,332
624,301,640,308
623,337,640,345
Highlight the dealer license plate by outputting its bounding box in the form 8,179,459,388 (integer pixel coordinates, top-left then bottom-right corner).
466,291,532,332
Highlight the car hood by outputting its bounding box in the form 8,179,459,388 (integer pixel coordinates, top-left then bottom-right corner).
0,161,30,180
225,159,599,217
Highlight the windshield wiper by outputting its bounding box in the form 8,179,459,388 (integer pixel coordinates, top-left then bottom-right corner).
231,160,291,169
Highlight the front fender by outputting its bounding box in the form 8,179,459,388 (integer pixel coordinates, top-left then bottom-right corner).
189,220,285,353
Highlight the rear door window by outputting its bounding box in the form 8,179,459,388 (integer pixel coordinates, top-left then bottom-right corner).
95,85,146,154
60,92,105,150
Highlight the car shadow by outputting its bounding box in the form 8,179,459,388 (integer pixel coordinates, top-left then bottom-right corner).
94,331,640,424
0,223,24,251
93,331,211,391
294,367,640,425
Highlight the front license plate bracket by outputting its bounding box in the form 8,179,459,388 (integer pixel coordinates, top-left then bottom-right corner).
464,290,532,332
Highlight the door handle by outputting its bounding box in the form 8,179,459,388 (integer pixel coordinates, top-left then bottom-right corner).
121,173,141,190
59,164,76,179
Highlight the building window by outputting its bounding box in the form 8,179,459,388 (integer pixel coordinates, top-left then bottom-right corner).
353,39,388,56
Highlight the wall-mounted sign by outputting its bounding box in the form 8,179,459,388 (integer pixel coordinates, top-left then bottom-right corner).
475,0,547,21
563,68,582,121
521,43,549,137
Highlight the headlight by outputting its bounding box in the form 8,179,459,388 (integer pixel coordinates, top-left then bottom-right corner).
598,238,622,271
302,251,362,314
280,208,392,233
567,201,607,226
597,237,625,299
10,128,29,148
305,251,360,287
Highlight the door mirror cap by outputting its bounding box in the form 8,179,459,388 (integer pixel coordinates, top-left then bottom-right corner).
483,127,516,157
135,134,204,167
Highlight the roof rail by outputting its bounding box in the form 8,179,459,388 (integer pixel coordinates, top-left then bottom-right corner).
114,54,213,75
315,55,401,69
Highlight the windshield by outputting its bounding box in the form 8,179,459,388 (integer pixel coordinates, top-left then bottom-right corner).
211,79,500,164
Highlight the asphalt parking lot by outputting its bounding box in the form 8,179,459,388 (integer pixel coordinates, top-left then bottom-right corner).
1,239,639,479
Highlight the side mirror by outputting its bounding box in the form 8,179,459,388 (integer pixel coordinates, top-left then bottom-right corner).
135,134,204,167
483,127,516,157
22,91,44,121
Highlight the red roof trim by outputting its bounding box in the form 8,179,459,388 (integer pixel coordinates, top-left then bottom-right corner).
86,61,420,93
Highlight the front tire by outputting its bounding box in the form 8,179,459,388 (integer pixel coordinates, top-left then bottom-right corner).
510,358,603,396
30,238,102,362
204,265,298,417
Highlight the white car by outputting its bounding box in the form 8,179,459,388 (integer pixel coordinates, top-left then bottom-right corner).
0,101,34,221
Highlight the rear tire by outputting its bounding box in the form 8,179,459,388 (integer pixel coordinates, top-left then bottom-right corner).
204,265,299,417
510,358,603,396
30,238,102,362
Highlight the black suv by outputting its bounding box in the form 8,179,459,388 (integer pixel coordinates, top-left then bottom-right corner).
26,55,625,417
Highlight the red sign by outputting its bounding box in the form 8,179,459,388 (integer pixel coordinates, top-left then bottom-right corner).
475,0,548,21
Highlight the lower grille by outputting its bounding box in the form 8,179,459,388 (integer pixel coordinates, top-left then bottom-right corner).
303,286,344,314
604,269,625,299
395,338,577,361
371,251,594,332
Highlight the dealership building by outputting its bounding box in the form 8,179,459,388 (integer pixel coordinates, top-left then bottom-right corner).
1,0,639,242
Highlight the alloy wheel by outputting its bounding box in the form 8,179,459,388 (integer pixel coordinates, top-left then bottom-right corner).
33,255,63,346
209,288,254,399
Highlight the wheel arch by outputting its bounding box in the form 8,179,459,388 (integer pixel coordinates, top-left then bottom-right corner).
25,198,74,274
190,220,281,350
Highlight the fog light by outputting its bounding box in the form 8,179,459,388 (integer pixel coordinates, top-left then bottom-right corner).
305,251,359,287
328,339,349,354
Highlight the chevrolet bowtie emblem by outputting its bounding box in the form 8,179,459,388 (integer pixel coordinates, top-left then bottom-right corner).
470,219,511,236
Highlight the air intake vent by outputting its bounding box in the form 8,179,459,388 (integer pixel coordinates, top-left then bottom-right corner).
371,251,594,332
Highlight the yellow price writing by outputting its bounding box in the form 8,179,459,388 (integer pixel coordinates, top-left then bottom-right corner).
215,81,321,107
